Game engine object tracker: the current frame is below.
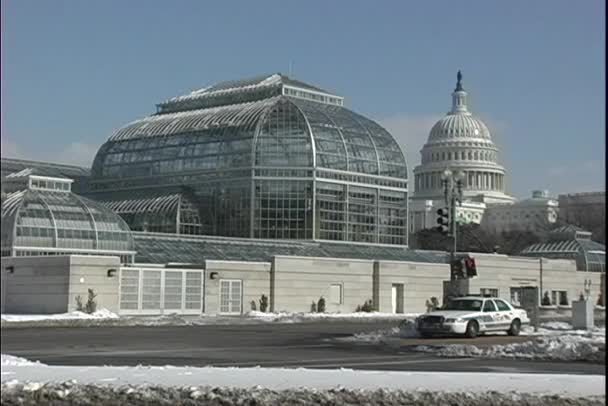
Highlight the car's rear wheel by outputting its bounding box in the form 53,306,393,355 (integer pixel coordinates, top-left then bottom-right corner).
507,319,521,336
465,320,479,338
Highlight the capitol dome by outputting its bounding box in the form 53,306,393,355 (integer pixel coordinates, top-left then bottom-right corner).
412,71,515,204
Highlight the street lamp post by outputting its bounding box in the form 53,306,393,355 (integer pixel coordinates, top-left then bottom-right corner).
440,169,465,280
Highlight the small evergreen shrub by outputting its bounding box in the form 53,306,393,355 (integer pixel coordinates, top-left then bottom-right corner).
541,291,551,306
360,300,373,312
75,295,84,312
84,288,97,314
310,301,317,313
259,294,268,312
317,297,326,313
250,300,257,311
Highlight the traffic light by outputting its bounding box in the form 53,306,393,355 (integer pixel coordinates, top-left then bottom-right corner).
465,257,477,277
436,207,450,234
450,259,465,279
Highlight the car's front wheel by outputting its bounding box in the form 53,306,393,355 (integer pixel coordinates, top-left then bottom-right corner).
507,319,521,336
465,320,479,338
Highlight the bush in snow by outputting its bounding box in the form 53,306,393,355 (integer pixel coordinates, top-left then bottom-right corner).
317,297,326,313
259,294,269,313
310,301,317,313
85,289,97,314
75,295,85,312
356,300,373,312
250,300,257,311
542,291,551,306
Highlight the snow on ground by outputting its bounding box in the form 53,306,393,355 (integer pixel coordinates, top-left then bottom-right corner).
342,321,606,362
1,311,415,327
413,334,605,362
1,309,119,322
0,354,604,397
245,311,415,323
1,354,46,367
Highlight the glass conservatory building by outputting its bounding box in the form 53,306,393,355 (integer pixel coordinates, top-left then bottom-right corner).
88,74,409,245
1,169,135,262
520,225,605,273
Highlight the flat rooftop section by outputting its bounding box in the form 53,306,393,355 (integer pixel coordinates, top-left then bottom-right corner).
133,232,448,264
1,157,90,179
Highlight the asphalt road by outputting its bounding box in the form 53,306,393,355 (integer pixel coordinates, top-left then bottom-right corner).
1,321,604,375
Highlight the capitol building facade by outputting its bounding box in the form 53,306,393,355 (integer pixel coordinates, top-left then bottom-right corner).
409,72,557,234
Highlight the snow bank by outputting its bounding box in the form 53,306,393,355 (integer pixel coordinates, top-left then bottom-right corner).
1,354,46,367
337,319,419,343
342,321,606,362
1,310,413,327
413,334,605,362
1,382,604,406
1,309,119,322
0,354,604,397
245,311,416,323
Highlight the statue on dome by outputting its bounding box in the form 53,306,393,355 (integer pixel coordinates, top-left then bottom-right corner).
455,70,463,91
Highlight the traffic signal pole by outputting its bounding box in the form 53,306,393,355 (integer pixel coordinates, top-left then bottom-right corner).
437,169,463,281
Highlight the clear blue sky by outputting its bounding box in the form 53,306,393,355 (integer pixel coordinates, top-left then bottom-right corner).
1,0,605,198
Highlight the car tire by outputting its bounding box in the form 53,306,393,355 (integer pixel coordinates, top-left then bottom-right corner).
507,319,521,336
465,320,479,338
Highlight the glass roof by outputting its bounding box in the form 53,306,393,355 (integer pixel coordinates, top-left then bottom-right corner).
520,238,605,272
93,96,407,180
1,188,135,255
133,232,446,264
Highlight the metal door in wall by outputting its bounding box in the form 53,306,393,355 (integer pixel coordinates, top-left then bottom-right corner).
391,284,404,314
119,268,203,315
219,279,242,315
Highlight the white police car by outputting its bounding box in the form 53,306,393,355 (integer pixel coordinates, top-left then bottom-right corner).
416,296,530,338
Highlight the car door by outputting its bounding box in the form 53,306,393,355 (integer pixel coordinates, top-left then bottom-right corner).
493,299,515,330
481,299,499,331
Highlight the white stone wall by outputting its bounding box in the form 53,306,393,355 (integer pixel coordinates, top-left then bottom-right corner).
204,260,271,315
375,261,450,313
459,253,603,307
1,256,71,313
272,256,374,313
68,256,121,313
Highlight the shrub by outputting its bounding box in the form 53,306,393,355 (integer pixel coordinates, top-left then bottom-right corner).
598,292,605,306
75,295,84,312
310,301,317,313
355,305,361,312
317,297,326,313
250,300,257,311
259,294,268,313
541,291,551,306
361,300,373,312
84,288,97,314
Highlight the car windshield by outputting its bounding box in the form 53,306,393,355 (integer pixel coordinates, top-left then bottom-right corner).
444,299,483,311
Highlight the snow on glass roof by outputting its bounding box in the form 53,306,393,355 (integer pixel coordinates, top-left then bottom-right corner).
157,73,343,113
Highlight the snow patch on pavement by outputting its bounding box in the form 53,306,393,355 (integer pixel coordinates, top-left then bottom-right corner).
1,310,416,327
413,334,605,362
337,319,419,343
246,311,416,323
1,354,47,367
1,309,119,322
343,321,606,362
